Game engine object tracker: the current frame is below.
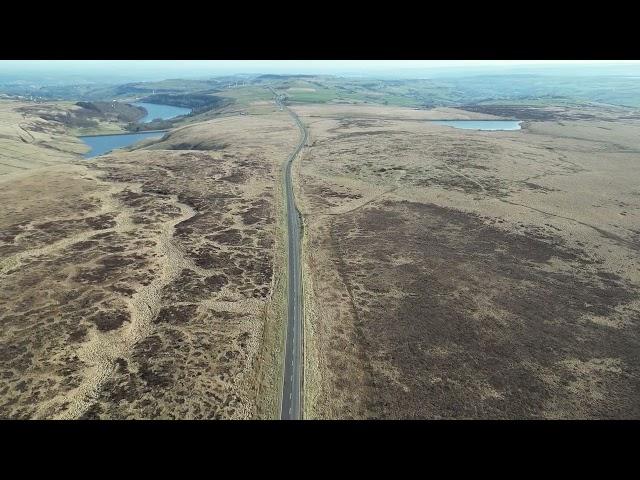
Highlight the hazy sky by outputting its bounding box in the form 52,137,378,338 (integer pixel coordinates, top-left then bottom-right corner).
2,60,640,84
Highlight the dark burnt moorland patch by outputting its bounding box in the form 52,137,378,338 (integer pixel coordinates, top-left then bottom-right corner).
162,268,229,303
0,214,117,258
457,104,596,121
326,200,640,419
162,141,229,151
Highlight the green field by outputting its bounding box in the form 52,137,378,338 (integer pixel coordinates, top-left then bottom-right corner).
3,73,639,112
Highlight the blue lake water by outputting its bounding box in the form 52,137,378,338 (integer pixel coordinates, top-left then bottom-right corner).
133,102,192,123
430,120,522,130
81,131,165,158
79,101,190,157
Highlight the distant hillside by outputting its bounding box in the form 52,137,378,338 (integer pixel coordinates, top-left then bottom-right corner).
75,101,145,122
16,101,145,131
0,100,86,175
256,74,318,80
140,93,232,113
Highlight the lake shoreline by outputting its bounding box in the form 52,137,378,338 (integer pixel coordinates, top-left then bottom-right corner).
80,130,168,158
133,102,192,124
78,101,191,157
78,129,168,139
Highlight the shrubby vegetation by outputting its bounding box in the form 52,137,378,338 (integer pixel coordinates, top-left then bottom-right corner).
126,119,173,132
75,101,145,122
140,93,231,113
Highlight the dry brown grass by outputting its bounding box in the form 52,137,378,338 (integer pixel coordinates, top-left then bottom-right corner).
292,104,500,122
295,103,640,419
0,100,87,176
0,107,298,419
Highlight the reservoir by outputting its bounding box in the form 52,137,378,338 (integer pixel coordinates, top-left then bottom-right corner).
430,120,522,130
81,131,165,158
79,101,189,157
133,102,191,123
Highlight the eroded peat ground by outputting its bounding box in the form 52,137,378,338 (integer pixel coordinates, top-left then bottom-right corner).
296,103,640,419
0,110,297,419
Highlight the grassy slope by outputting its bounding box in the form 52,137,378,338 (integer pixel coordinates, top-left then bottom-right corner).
0,100,87,175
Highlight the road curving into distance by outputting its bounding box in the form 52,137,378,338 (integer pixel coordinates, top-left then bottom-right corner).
274,90,307,420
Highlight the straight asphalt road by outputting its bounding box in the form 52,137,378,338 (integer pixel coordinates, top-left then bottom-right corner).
275,92,307,420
